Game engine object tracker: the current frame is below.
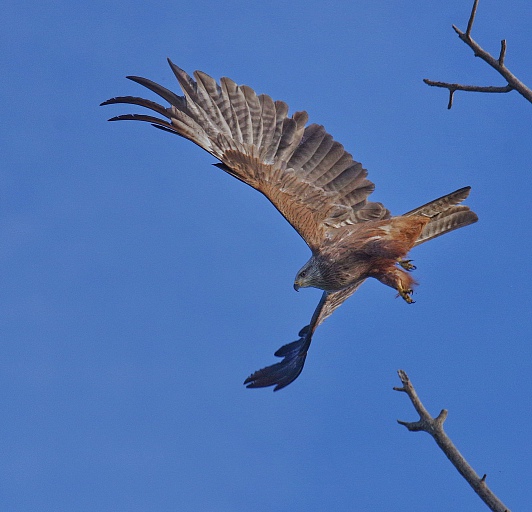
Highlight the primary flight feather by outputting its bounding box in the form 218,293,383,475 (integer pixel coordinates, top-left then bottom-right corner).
102,59,478,390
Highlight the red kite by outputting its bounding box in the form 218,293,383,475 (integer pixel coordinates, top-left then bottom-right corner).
102,60,478,390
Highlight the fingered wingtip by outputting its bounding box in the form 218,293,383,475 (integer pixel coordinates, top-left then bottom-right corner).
99,96,132,107
105,114,136,122
125,75,150,87
244,371,294,392
460,185,472,197
166,58,182,75
244,336,310,391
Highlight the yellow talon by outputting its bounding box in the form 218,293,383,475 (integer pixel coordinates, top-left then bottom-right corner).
398,259,416,271
398,288,415,304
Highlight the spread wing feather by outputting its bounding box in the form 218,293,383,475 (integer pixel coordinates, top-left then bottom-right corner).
101,59,389,250
258,94,276,158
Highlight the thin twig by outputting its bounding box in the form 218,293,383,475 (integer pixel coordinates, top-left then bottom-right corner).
394,370,510,512
424,0,532,108
465,0,479,37
498,40,507,67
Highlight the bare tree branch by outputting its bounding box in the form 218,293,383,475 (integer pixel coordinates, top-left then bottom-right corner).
424,0,532,109
423,80,513,109
394,370,510,512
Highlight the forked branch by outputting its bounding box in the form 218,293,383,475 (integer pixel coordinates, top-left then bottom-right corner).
394,370,510,512
424,0,532,108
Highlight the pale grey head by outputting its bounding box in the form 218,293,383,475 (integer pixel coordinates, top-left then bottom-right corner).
293,256,326,291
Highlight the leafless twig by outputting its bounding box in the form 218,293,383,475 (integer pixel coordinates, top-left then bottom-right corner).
424,0,532,109
394,370,510,512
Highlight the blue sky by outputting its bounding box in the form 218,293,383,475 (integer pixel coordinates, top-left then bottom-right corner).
2,0,531,510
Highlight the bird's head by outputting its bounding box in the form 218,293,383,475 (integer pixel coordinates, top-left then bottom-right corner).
294,257,323,291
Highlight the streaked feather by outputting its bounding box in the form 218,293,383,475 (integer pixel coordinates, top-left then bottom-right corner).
258,94,277,161
404,186,471,217
126,75,185,110
301,130,335,175
404,187,478,246
415,206,478,245
286,123,326,170
242,85,263,146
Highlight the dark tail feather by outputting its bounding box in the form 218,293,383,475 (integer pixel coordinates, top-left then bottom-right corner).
244,329,311,391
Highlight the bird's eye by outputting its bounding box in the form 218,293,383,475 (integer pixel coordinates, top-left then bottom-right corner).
300,270,307,278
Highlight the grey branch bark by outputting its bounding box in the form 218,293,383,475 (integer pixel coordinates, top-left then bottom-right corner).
424,0,532,108
394,370,510,512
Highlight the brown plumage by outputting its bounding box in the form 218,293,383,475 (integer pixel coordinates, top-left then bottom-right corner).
102,60,478,390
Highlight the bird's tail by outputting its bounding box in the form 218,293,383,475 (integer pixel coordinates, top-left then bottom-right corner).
403,186,478,246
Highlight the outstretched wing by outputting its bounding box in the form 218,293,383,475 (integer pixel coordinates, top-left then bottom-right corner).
101,60,389,250
245,281,364,391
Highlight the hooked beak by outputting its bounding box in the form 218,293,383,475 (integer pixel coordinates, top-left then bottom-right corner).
293,281,300,292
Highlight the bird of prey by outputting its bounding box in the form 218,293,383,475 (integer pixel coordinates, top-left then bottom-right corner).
102,60,478,391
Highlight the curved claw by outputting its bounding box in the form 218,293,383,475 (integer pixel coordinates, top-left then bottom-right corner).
398,288,415,304
398,259,417,271
244,333,311,391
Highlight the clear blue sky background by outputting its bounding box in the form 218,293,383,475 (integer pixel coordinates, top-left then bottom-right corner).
2,1,531,510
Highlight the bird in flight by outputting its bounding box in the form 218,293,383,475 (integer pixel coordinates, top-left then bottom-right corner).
102,60,478,391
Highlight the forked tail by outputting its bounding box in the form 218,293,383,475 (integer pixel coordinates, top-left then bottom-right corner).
404,186,478,246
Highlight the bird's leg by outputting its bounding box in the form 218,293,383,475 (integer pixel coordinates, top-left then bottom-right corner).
372,263,417,305
398,259,416,271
